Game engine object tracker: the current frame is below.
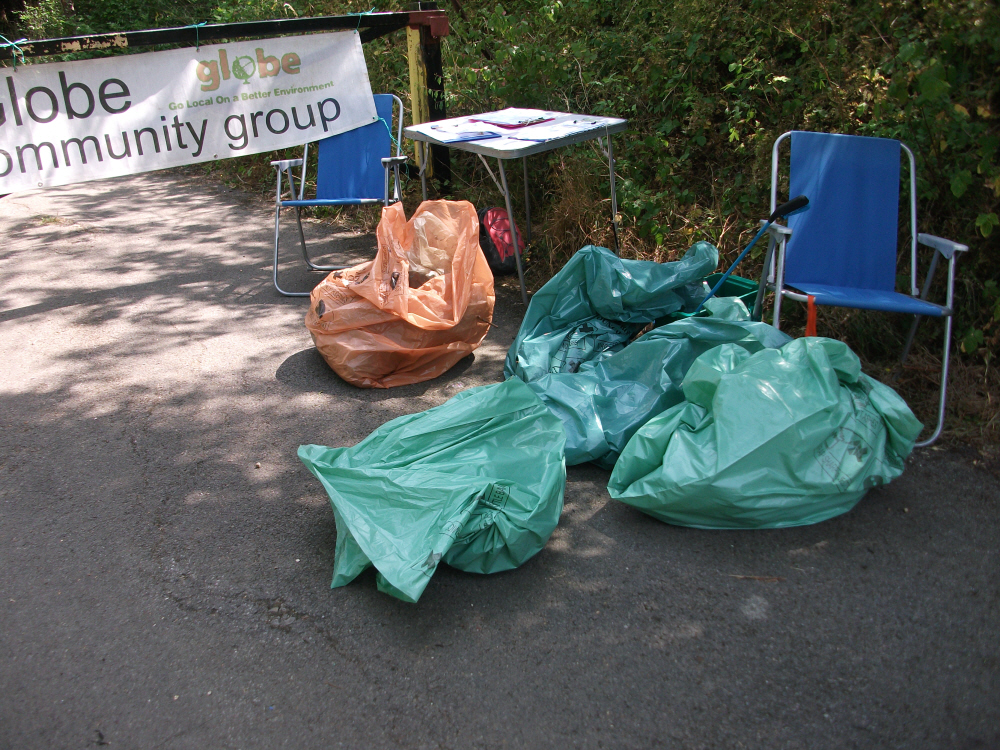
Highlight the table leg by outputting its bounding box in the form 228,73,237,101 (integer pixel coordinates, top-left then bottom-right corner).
419,141,428,202
498,158,528,305
522,156,532,246
607,135,620,253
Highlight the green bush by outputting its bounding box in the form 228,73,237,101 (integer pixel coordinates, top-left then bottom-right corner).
434,0,999,363
6,0,999,368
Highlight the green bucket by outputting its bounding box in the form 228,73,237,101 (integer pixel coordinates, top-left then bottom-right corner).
658,273,759,325
703,272,759,309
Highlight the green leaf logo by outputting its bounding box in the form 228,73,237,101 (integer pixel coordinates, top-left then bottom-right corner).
232,55,256,84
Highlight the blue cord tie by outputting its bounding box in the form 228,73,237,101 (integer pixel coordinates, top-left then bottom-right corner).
347,7,378,31
185,21,207,51
377,116,399,150
0,35,28,70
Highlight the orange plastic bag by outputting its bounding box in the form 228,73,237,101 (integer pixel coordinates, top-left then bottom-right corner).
305,200,495,388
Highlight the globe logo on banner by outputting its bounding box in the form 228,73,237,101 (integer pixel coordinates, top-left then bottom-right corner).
231,56,256,84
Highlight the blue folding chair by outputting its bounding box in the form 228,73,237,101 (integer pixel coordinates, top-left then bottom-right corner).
270,93,407,297
752,131,968,447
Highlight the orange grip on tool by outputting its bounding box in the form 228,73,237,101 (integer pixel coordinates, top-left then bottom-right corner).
805,295,817,337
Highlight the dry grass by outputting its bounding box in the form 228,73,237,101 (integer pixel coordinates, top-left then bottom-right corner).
892,349,1000,446
504,156,999,460
530,182,1000,458
195,150,999,460
541,167,1000,459
776,302,1000,460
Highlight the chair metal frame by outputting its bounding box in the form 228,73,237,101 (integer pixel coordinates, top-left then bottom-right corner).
752,131,968,447
270,93,407,297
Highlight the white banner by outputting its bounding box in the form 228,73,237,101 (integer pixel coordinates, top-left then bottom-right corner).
0,31,377,194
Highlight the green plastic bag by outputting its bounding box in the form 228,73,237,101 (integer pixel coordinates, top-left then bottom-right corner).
504,243,718,383
525,315,791,468
608,337,922,529
298,377,566,603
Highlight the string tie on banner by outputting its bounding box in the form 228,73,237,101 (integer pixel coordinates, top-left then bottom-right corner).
0,35,28,70
185,21,208,51
347,7,378,31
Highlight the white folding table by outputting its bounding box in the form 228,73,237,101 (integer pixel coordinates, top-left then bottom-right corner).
404,108,628,304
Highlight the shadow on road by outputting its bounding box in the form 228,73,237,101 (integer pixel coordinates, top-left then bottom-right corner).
0,170,997,750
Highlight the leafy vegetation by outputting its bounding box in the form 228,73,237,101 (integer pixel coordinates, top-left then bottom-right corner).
4,0,998,444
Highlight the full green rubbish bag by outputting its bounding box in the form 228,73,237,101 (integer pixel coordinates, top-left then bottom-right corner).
607,337,923,529
504,243,718,383
297,377,566,603
523,311,792,469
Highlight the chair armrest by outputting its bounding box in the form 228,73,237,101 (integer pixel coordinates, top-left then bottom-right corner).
760,220,792,238
918,233,968,259
381,156,409,167
271,159,303,170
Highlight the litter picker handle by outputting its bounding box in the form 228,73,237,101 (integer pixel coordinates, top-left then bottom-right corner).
693,194,809,315
768,194,809,222
692,222,771,315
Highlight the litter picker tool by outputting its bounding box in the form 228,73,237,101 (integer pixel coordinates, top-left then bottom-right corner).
691,195,809,315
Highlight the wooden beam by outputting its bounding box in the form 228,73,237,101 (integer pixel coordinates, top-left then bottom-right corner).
6,11,448,59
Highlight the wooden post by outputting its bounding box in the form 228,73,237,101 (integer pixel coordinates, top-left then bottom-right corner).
407,1,451,191
406,26,431,179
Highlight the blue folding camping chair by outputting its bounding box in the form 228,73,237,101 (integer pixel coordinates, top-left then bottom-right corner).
271,93,407,297
751,131,968,447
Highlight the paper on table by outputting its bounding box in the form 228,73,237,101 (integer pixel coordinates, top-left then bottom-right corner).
430,119,505,132
508,118,606,142
435,131,503,143
410,111,617,149
426,119,506,143
468,108,560,128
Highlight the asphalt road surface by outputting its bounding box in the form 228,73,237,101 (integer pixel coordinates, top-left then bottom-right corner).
1,171,997,750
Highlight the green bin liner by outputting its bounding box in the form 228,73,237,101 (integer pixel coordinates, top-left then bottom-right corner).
525,315,791,468
298,377,567,603
608,337,922,529
655,273,761,325
504,242,718,383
